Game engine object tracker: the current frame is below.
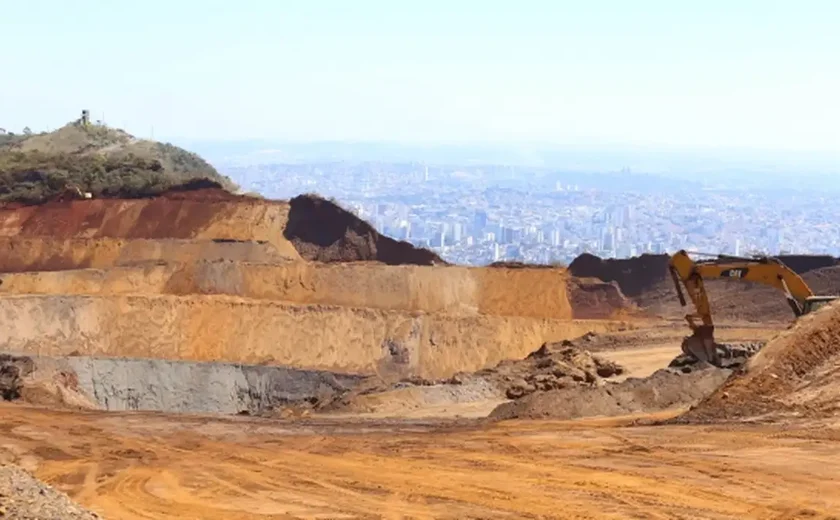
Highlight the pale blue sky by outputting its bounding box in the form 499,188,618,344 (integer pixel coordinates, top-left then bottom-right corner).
2,0,839,151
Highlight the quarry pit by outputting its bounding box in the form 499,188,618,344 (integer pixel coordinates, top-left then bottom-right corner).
3,187,840,519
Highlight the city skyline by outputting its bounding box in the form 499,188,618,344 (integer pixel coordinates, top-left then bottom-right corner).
221,159,835,266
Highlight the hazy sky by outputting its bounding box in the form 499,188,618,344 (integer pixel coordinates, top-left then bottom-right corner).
2,1,839,151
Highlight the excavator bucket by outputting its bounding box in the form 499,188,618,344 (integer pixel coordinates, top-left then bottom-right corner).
680,325,721,366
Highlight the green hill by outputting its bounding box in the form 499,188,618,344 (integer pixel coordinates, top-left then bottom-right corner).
0,117,237,204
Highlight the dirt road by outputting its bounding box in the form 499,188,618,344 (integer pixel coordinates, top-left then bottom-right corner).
2,404,839,520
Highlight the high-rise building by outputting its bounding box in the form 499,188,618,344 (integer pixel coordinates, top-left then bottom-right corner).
473,210,488,232
453,223,463,243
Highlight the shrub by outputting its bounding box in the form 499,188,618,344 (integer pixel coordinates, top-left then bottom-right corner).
0,150,222,204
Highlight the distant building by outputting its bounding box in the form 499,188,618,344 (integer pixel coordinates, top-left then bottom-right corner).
452,223,462,243
473,210,488,231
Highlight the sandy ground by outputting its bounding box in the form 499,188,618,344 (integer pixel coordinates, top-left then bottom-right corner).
0,321,813,519
2,404,840,520
554,323,783,381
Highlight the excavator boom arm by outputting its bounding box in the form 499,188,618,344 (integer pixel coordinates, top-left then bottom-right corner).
670,250,816,325
668,249,821,366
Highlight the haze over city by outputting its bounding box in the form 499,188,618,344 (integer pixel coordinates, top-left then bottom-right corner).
3,1,839,262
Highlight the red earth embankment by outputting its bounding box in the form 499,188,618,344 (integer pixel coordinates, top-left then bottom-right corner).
0,188,301,260
0,189,446,267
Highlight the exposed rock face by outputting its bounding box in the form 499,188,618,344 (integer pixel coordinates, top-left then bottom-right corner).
1,353,366,415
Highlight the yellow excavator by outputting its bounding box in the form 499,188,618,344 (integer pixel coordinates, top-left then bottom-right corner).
669,249,839,366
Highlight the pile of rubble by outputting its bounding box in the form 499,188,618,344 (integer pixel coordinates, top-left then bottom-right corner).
463,337,625,400
0,464,102,519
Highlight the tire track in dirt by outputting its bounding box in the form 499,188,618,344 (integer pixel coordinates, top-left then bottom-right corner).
2,404,840,519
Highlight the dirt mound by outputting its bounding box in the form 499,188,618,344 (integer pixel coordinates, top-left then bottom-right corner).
645,272,840,324
776,254,839,274
803,265,840,296
0,464,102,519
654,279,799,322
678,300,840,422
471,338,625,400
569,253,839,300
488,261,555,269
569,252,840,323
567,277,639,319
284,194,445,265
490,365,731,421
568,253,670,298
324,335,625,415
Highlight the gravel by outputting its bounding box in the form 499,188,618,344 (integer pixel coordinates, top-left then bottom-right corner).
0,464,101,519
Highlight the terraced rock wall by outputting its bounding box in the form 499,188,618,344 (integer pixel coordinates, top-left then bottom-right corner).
0,294,629,379
1,263,577,319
